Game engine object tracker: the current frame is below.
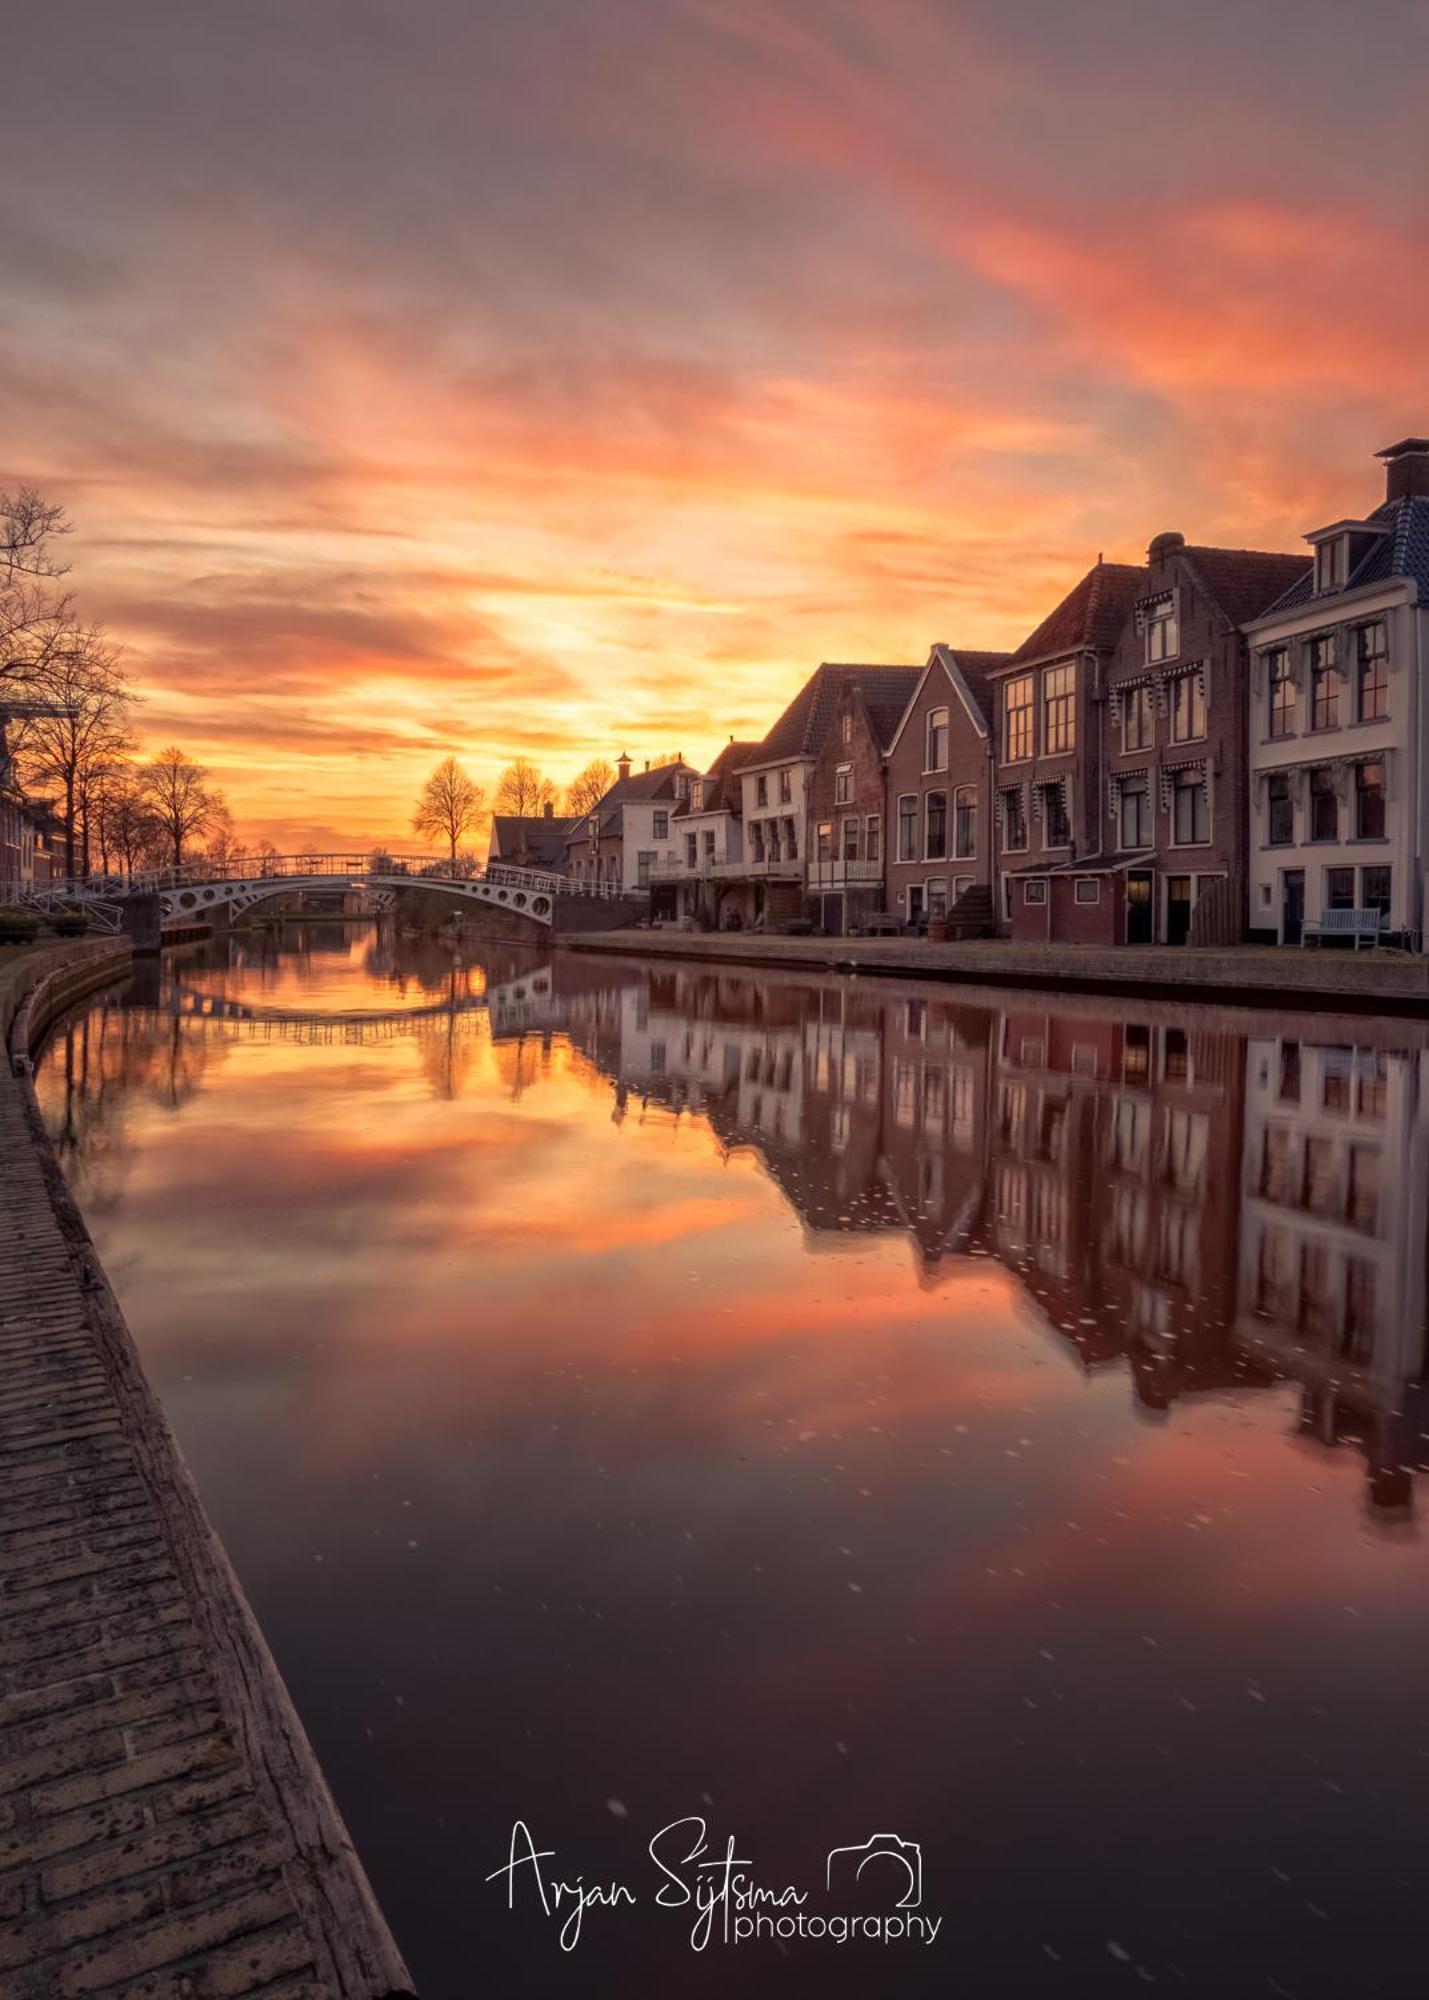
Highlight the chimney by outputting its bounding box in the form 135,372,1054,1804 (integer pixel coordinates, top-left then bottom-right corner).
1377,437,1429,504
617,751,631,782
542,800,553,819
1148,530,1185,562
644,759,650,773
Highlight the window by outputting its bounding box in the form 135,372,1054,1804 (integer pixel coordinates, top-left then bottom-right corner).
926,880,948,919
1120,777,1151,849
897,794,918,862
1309,636,1339,729
925,790,948,860
703,830,715,862
1309,767,1338,842
779,768,792,804
690,779,704,812
751,822,765,862
1003,675,1034,762
834,764,852,805
841,711,852,746
1042,665,1075,754
782,816,797,857
765,821,780,862
1123,684,1154,750
925,706,949,771
1355,760,1385,839
1266,773,1293,845
1024,879,1048,904
1043,784,1070,847
1145,594,1178,664
1075,878,1101,904
1356,624,1388,721
1361,866,1391,918
865,814,881,865
1347,1146,1380,1234
1172,771,1208,844
1171,672,1206,742
1315,537,1348,593
637,851,654,886
756,774,769,809
653,810,669,840
1325,867,1355,910
1002,788,1028,851
1266,649,1295,738
841,816,859,862
953,787,976,859
816,821,833,863
685,833,698,868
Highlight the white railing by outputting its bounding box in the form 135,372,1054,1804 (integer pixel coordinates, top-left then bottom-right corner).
21,854,631,906
806,858,883,887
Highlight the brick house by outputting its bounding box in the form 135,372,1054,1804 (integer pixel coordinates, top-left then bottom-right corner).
883,643,1010,933
804,669,922,934
1097,537,1310,946
986,562,1143,939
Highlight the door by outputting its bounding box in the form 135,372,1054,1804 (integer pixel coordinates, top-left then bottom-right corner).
1166,875,1193,947
1126,871,1154,945
907,884,925,932
1281,870,1304,947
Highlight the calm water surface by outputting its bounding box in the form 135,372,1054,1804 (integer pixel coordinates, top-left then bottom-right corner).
35,921,1429,1999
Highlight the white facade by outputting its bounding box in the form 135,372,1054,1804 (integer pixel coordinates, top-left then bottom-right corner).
736,757,809,883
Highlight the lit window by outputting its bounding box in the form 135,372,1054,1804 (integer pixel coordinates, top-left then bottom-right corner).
1315,537,1349,593
1309,635,1339,729
1042,664,1075,754
1266,649,1294,738
1145,595,1178,664
1357,624,1388,721
1122,684,1154,750
1003,676,1034,762
816,821,833,863
1170,672,1206,742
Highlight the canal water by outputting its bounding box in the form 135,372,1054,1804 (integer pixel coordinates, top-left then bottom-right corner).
34,921,1429,1999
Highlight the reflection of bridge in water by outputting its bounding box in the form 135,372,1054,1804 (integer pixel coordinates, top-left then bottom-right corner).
165,973,558,1045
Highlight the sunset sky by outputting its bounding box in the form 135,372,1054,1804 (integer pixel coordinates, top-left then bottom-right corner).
4,0,1427,848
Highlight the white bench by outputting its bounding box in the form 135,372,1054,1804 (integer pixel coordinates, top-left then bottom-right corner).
1301,908,1384,950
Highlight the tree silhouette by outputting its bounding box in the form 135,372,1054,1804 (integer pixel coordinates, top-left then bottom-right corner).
412,756,487,860
564,759,617,816
493,758,557,818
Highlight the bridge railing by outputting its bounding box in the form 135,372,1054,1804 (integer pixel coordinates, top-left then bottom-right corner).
25,853,634,906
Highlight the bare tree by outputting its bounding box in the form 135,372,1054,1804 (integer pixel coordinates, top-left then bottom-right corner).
0,487,78,695
13,630,133,876
493,757,558,818
412,756,487,861
564,759,617,817
141,748,223,868
202,803,242,870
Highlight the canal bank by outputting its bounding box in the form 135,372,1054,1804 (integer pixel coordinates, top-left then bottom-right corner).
560,927,1429,1011
0,941,413,1998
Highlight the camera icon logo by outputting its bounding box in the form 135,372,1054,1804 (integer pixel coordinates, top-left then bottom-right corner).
824,1833,923,1910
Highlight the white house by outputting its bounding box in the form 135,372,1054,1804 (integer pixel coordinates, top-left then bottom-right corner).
1245,437,1429,948
564,755,700,895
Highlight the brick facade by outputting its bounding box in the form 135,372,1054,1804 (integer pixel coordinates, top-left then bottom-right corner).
884,645,1004,931
804,681,889,935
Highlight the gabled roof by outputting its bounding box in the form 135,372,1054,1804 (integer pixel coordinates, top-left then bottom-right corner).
744,663,921,767
1004,562,1144,667
490,814,577,868
565,760,698,841
1263,493,1429,614
676,739,761,817
887,643,1011,755
1179,545,1312,628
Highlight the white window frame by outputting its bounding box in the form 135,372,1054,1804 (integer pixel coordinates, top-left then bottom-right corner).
925,706,950,773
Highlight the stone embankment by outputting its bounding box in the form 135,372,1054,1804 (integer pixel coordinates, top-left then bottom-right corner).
560,928,1429,1011
0,941,414,1998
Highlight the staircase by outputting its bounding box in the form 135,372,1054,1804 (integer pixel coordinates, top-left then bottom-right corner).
948,884,995,939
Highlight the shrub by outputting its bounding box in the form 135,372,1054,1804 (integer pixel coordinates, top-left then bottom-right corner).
51,908,90,937
0,906,41,944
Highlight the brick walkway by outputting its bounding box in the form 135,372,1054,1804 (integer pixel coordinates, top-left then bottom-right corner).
1,946,412,1998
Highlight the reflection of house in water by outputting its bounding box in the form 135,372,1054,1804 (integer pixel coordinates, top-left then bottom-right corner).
482,955,1429,1516
1237,1033,1429,1514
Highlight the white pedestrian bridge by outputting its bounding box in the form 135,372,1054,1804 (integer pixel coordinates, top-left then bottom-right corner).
21,854,620,933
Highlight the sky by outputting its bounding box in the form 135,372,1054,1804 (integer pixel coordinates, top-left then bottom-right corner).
3,0,1427,849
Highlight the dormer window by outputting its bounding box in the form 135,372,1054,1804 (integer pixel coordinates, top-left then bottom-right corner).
1316,537,1349,593
690,779,704,812
673,773,688,801
841,711,853,746
1145,594,1178,665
